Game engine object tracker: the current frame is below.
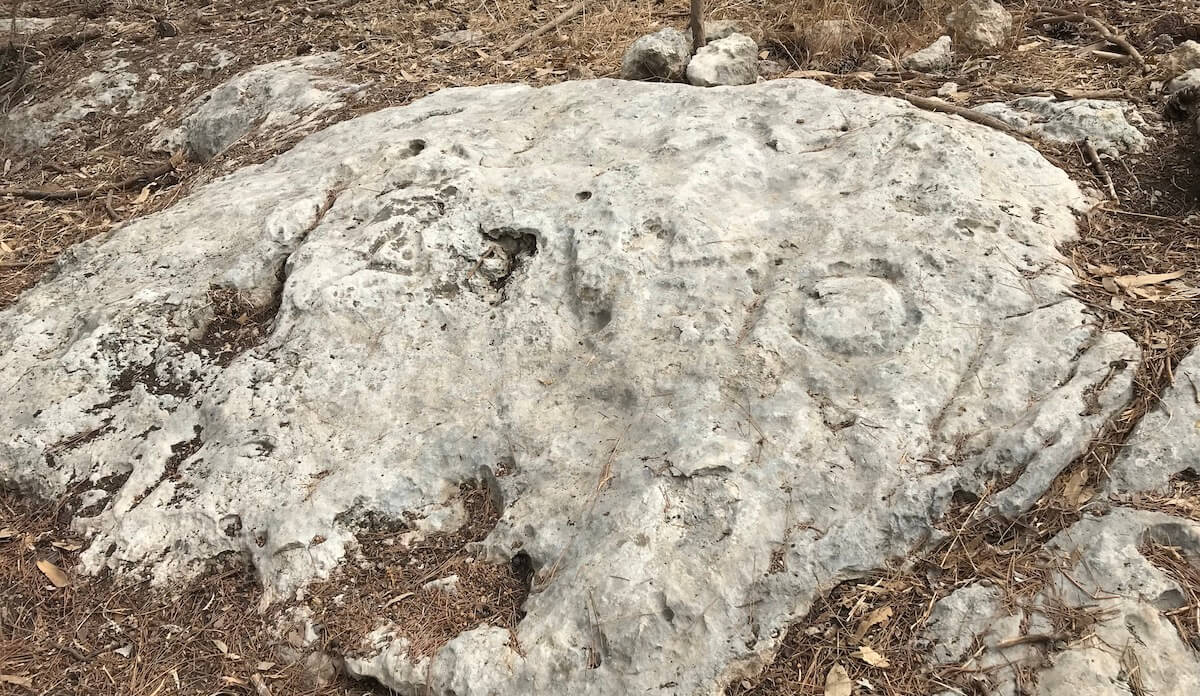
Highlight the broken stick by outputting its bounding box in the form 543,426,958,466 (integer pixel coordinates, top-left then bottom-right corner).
0,162,175,201
1081,139,1118,202
1033,9,1145,69
898,93,1034,143
503,1,585,56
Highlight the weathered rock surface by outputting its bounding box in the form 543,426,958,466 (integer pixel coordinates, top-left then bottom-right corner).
0,79,1140,694
1,55,144,150
1166,68,1200,96
946,0,1012,54
686,33,758,86
903,35,954,72
974,97,1148,154
619,28,690,82
152,54,366,161
928,509,1200,695
1108,351,1200,496
1163,40,1200,78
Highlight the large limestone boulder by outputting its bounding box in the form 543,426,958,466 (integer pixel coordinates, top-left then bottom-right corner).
0,79,1138,694
152,54,366,161
946,0,1013,54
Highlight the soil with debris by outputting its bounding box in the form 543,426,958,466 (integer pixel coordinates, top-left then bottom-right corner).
2,0,1200,694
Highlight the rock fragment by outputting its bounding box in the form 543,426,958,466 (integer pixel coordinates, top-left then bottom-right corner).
903,35,953,72
432,29,483,48
686,33,758,86
1162,40,1200,78
152,54,366,161
619,27,691,82
946,0,1013,54
973,97,1148,154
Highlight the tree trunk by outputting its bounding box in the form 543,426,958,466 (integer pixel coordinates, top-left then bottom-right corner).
690,0,705,53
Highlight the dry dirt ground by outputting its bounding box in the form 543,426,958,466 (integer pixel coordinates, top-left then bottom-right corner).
2,0,1200,694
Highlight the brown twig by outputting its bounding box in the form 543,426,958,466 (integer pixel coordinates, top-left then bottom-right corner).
0,162,175,201
1082,139,1118,202
503,1,585,56
898,93,1034,143
1032,8,1145,69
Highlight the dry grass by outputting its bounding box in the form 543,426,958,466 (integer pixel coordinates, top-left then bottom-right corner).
0,483,528,694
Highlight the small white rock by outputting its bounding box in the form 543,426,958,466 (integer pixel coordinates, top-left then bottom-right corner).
937,82,958,97
946,0,1013,54
686,33,758,87
903,35,954,72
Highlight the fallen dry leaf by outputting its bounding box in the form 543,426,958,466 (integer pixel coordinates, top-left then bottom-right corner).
52,540,83,552
36,559,70,588
1062,467,1093,507
1114,271,1186,289
0,528,16,540
824,663,852,696
854,645,891,668
213,639,230,654
853,605,894,641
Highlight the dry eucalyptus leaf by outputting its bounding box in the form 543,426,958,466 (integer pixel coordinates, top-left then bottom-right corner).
213,639,230,654
1115,271,1186,289
0,528,16,540
36,559,70,588
824,663,852,696
853,605,894,641
854,645,891,668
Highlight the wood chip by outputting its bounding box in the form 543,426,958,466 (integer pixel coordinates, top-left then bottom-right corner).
36,559,71,588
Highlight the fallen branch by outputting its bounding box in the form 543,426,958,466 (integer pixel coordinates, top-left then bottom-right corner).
1032,8,1145,69
503,1,585,56
1082,139,1118,202
898,93,1034,142
0,162,175,201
